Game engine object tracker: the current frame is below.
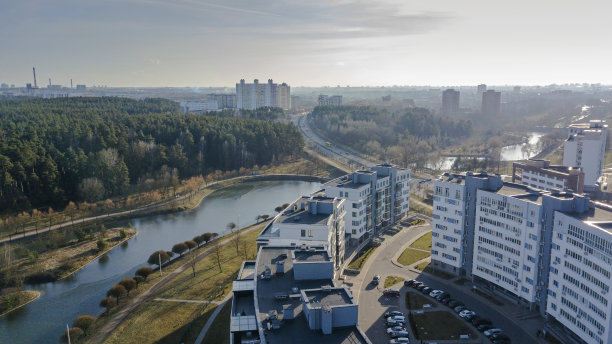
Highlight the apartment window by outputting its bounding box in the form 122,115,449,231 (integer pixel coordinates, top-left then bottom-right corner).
301,229,306,237
308,230,313,237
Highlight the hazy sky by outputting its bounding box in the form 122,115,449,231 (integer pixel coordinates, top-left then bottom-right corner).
1,0,611,87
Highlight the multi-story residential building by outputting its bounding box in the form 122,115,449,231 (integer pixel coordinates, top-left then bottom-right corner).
563,120,607,190
512,159,584,194
229,245,371,344
256,194,346,269
318,95,342,106
442,88,460,115
236,79,291,110
323,164,410,245
431,172,503,276
546,200,612,344
481,89,501,115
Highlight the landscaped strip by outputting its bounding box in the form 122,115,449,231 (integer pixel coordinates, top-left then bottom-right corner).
409,311,476,340
347,246,377,270
202,299,232,344
397,248,430,266
409,232,432,251
405,291,436,310
383,275,405,288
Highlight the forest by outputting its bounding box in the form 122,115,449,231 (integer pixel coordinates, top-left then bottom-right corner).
310,105,473,168
0,97,303,212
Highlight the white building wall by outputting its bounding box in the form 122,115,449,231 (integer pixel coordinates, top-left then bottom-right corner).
547,213,612,344
431,181,466,268
472,190,542,303
324,184,370,240
563,123,607,187
521,170,566,191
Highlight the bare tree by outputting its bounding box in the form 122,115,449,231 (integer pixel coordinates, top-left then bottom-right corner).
232,230,241,256
213,241,223,273
188,249,198,277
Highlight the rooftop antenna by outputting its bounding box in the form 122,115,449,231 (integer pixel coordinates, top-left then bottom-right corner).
70,79,73,89
32,67,38,88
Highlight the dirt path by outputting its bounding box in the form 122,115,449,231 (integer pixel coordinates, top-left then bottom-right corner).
86,223,265,344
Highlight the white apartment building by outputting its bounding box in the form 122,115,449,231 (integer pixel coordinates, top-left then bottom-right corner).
236,79,291,110
256,194,346,268
431,178,467,272
472,184,544,304
323,164,410,245
547,204,612,344
513,160,584,194
563,120,607,190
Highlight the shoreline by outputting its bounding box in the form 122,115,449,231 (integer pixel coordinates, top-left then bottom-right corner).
0,290,41,318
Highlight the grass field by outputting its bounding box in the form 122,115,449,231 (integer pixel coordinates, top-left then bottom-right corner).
88,224,264,344
202,299,232,344
410,311,476,340
405,291,436,310
384,275,405,288
415,262,455,280
409,232,432,251
397,248,430,266
347,246,377,270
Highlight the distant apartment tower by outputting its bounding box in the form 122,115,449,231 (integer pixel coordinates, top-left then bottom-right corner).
207,93,236,109
562,120,608,190
318,95,342,106
481,89,501,115
236,79,291,110
512,159,584,194
477,84,487,97
290,95,300,110
323,164,410,244
441,89,460,115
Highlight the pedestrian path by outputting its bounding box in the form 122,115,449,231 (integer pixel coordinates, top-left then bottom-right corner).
153,298,222,305
194,293,232,344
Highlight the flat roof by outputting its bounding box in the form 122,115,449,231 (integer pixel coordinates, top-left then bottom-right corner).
323,176,370,189
495,183,544,204
303,288,354,307
294,250,330,262
239,261,256,280
255,247,370,344
275,207,331,226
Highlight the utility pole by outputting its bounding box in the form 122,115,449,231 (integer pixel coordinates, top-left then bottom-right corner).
159,253,163,276
66,324,71,344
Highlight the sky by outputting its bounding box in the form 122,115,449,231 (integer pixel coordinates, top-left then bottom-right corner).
1,0,611,87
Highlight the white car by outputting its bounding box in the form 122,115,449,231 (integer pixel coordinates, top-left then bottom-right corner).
389,330,410,338
459,310,476,318
389,338,410,344
484,328,503,337
386,326,406,334
429,289,444,297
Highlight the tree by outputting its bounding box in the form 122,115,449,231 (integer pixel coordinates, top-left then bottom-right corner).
60,327,83,343
119,277,137,295
78,178,105,202
188,249,198,277
99,296,116,313
226,222,236,233
274,206,283,213
72,315,96,335
172,242,188,257
184,240,197,250
133,275,145,285
147,250,171,266
260,214,270,222
213,241,223,272
201,232,214,243
193,234,205,247
96,238,108,252
107,284,127,302
135,266,153,280
103,199,115,216
232,231,241,256
65,201,78,225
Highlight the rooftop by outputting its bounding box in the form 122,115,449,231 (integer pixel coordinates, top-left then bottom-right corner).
303,288,354,307
293,250,330,262
495,183,544,204
255,247,370,344
324,174,372,189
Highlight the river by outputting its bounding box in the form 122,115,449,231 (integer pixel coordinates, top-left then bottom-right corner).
0,180,321,344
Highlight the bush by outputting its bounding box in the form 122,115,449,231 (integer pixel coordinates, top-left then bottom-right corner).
184,240,197,250
147,250,170,266
172,242,188,257
119,278,137,295
107,284,127,302
96,238,108,252
72,315,96,334
119,229,128,239
60,327,84,343
99,296,116,312
133,275,145,285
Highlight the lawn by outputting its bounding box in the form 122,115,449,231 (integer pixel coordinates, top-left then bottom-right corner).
347,246,377,270
409,311,477,340
0,290,39,315
384,275,405,288
409,232,432,251
415,262,455,280
202,299,232,344
397,248,430,266
93,224,263,344
405,291,436,310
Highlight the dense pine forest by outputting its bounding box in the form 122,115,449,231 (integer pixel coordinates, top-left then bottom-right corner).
0,97,303,212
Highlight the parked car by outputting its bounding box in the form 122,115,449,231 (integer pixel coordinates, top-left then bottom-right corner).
386,326,407,334
472,317,492,326
416,284,427,291
404,279,416,287
435,292,450,300
372,275,381,286
464,313,478,321
389,330,410,338
459,310,476,319
490,333,510,341
429,289,444,298
484,328,503,337
477,324,493,332
386,316,406,327
491,339,511,344
383,289,401,297
440,297,453,305
421,286,432,294
448,300,463,308
384,310,404,318
411,281,423,289
389,338,410,344
454,305,467,313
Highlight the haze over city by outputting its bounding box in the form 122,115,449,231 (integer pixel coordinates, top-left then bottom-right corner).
2,0,612,87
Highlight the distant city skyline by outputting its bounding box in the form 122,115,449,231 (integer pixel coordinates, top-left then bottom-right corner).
2,0,611,87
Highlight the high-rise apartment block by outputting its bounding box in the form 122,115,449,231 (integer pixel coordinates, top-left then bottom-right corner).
512,159,584,194
318,95,343,106
563,120,607,190
442,88,460,115
323,164,410,244
431,171,612,344
481,89,501,115
236,79,291,110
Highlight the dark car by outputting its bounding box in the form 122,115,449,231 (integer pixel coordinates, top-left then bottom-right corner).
416,284,427,291
453,305,467,313
421,286,432,294
477,324,493,332
435,292,450,301
472,318,492,326
372,275,381,286
441,298,453,305
490,333,510,341
448,300,463,308
411,281,423,289
383,289,401,297
404,279,416,287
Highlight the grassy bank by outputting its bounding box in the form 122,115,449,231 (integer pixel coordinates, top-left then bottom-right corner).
384,275,404,288
85,223,265,344
0,290,40,316
202,300,232,344
397,248,430,266
347,246,377,270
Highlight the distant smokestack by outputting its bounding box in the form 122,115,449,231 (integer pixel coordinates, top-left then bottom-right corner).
49,78,51,87
71,79,73,89
32,67,37,88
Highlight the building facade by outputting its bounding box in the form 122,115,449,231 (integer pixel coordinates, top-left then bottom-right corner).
318,95,343,106
442,88,460,115
323,164,410,245
481,89,501,115
236,79,291,110
512,159,585,194
563,120,607,190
